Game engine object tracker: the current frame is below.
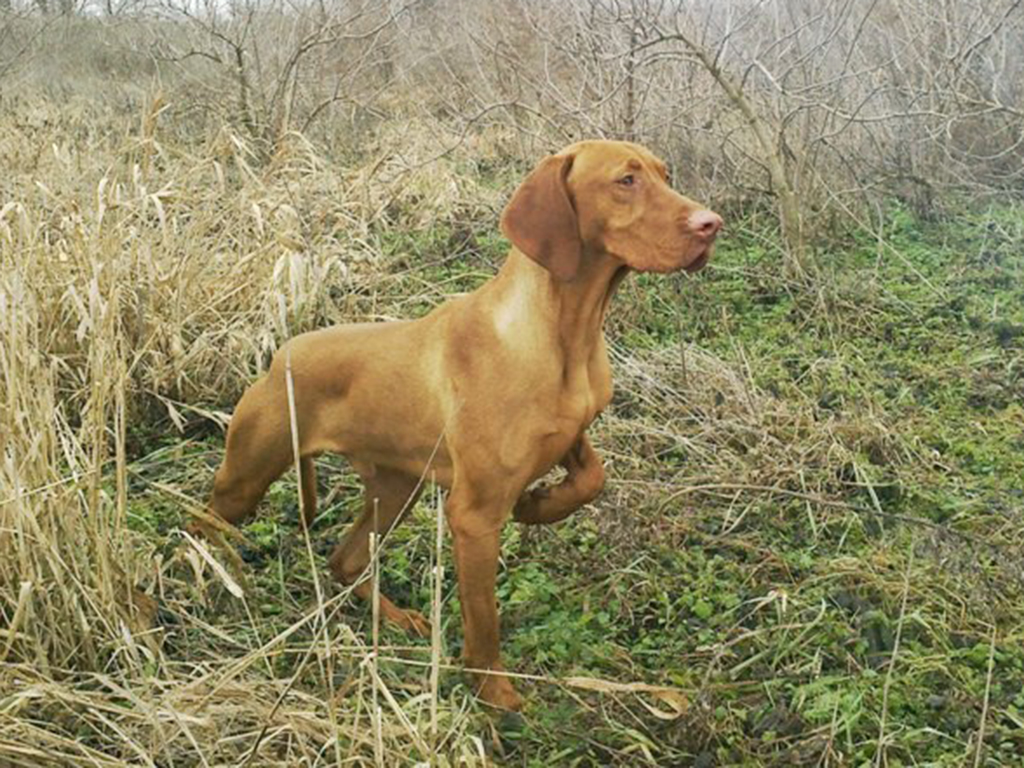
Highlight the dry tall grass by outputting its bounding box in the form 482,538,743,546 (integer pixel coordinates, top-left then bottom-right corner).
0,92,517,764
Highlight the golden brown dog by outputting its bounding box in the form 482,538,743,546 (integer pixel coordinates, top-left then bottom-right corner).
207,140,722,710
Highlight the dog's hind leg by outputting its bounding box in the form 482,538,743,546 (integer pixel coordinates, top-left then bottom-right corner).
328,464,427,636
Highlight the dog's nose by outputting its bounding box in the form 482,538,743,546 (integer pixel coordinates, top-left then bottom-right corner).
689,210,723,240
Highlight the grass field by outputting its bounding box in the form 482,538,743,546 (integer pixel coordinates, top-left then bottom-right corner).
2,89,1023,766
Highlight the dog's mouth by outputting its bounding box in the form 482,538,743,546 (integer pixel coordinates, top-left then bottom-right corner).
684,245,713,274
625,243,715,274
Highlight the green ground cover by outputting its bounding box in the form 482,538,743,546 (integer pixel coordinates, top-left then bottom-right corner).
124,200,1024,766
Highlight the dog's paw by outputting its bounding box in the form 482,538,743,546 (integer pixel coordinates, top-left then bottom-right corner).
389,608,432,639
184,519,211,539
475,672,523,711
511,487,548,523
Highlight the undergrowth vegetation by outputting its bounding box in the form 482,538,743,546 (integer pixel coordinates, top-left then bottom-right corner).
2,85,1023,766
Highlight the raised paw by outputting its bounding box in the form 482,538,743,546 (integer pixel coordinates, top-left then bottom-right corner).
511,486,549,523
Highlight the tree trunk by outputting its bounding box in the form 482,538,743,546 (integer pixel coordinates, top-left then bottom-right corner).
673,32,811,277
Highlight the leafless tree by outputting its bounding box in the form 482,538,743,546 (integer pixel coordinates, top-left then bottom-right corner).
5,0,1020,257
401,0,1022,272
150,0,418,152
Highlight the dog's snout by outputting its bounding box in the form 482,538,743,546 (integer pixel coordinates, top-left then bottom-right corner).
689,209,723,240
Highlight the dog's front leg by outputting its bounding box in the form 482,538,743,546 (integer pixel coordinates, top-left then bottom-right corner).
446,486,522,711
513,435,605,526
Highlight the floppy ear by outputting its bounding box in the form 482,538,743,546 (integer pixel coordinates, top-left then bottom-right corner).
499,154,581,281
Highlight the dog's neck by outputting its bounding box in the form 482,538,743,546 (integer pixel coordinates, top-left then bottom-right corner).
489,247,628,369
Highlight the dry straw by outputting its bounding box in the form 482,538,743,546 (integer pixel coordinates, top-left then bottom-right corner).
0,92,509,764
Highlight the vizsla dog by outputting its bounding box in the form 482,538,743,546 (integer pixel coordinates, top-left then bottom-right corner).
207,140,722,710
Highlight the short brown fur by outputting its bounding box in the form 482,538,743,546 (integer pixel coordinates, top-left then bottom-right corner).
206,140,722,709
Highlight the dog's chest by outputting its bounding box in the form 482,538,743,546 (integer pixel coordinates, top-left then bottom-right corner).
539,352,613,448
517,381,606,484
559,362,612,427
484,332,615,479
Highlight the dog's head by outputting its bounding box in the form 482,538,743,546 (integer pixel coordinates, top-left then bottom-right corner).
500,140,722,281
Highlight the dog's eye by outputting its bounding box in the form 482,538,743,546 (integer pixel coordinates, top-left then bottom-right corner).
617,174,636,187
